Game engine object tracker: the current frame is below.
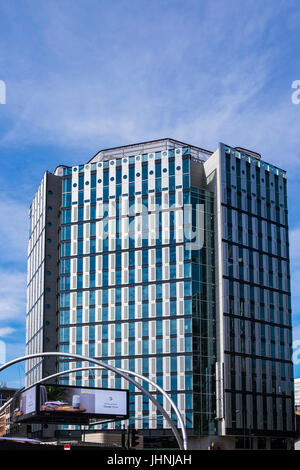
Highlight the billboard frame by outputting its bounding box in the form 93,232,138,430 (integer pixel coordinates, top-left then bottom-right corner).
12,383,129,425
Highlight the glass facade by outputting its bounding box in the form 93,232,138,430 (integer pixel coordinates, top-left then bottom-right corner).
56,146,217,434
25,139,294,444
221,144,294,435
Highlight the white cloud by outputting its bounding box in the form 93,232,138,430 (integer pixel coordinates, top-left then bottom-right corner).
0,327,15,337
0,0,284,163
0,198,28,264
0,269,26,323
0,198,27,327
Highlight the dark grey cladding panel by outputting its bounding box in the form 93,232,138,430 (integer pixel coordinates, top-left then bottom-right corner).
43,172,62,379
190,159,206,189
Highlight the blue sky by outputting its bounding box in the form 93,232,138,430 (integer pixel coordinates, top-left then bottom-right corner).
1,0,300,387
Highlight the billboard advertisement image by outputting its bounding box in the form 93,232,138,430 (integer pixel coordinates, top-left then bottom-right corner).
39,385,128,416
12,384,128,424
12,386,37,421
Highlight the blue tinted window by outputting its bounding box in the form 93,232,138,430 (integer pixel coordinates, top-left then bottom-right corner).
89,326,95,340
90,256,95,271
62,193,71,207
185,337,192,353
142,340,148,354
76,327,82,341
60,293,70,308
60,327,69,342
102,343,108,357
115,341,121,356
116,169,122,184
156,320,162,336
182,158,190,174
102,306,108,321
102,324,108,339
142,358,149,374
89,343,95,357
78,207,84,221
90,238,96,254
90,222,96,236
142,303,148,318
78,224,83,239
76,309,82,323
77,257,83,272
142,285,148,300
89,308,95,322
115,323,121,338
170,319,177,335
169,159,175,176
63,178,72,193
170,282,177,298
156,284,162,299
103,171,109,186
79,175,84,190
77,241,83,255
129,304,135,319
155,179,161,193
61,242,70,257
156,338,163,354
90,205,96,219
78,191,84,205
184,281,191,297
77,292,82,306
89,290,95,305
102,289,108,304
62,209,71,224
156,302,162,317
77,274,82,289
183,174,190,188
61,259,70,274
90,273,95,287
60,310,70,325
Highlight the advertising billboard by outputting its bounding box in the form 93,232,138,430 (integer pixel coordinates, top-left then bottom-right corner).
12,386,37,422
13,384,129,424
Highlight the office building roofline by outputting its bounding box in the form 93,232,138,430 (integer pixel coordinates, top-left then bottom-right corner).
87,137,213,163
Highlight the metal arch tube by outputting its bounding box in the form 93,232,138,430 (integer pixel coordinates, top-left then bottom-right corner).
0,352,185,449
121,368,188,451
0,366,96,415
0,365,188,450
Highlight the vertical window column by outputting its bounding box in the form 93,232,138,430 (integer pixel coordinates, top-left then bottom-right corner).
122,286,129,320
71,225,77,256
162,247,170,280
95,254,102,288
96,219,103,253
109,253,115,286
135,250,142,283
83,222,90,255
122,252,129,285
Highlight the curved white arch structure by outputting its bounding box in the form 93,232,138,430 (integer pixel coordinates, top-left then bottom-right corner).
0,352,188,449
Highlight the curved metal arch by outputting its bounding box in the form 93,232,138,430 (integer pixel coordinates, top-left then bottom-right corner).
0,365,187,450
0,352,187,449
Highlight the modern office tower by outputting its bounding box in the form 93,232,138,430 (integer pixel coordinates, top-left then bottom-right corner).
26,172,61,386
25,138,294,449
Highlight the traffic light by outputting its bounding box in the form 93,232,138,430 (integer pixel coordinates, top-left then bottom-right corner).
131,429,140,448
